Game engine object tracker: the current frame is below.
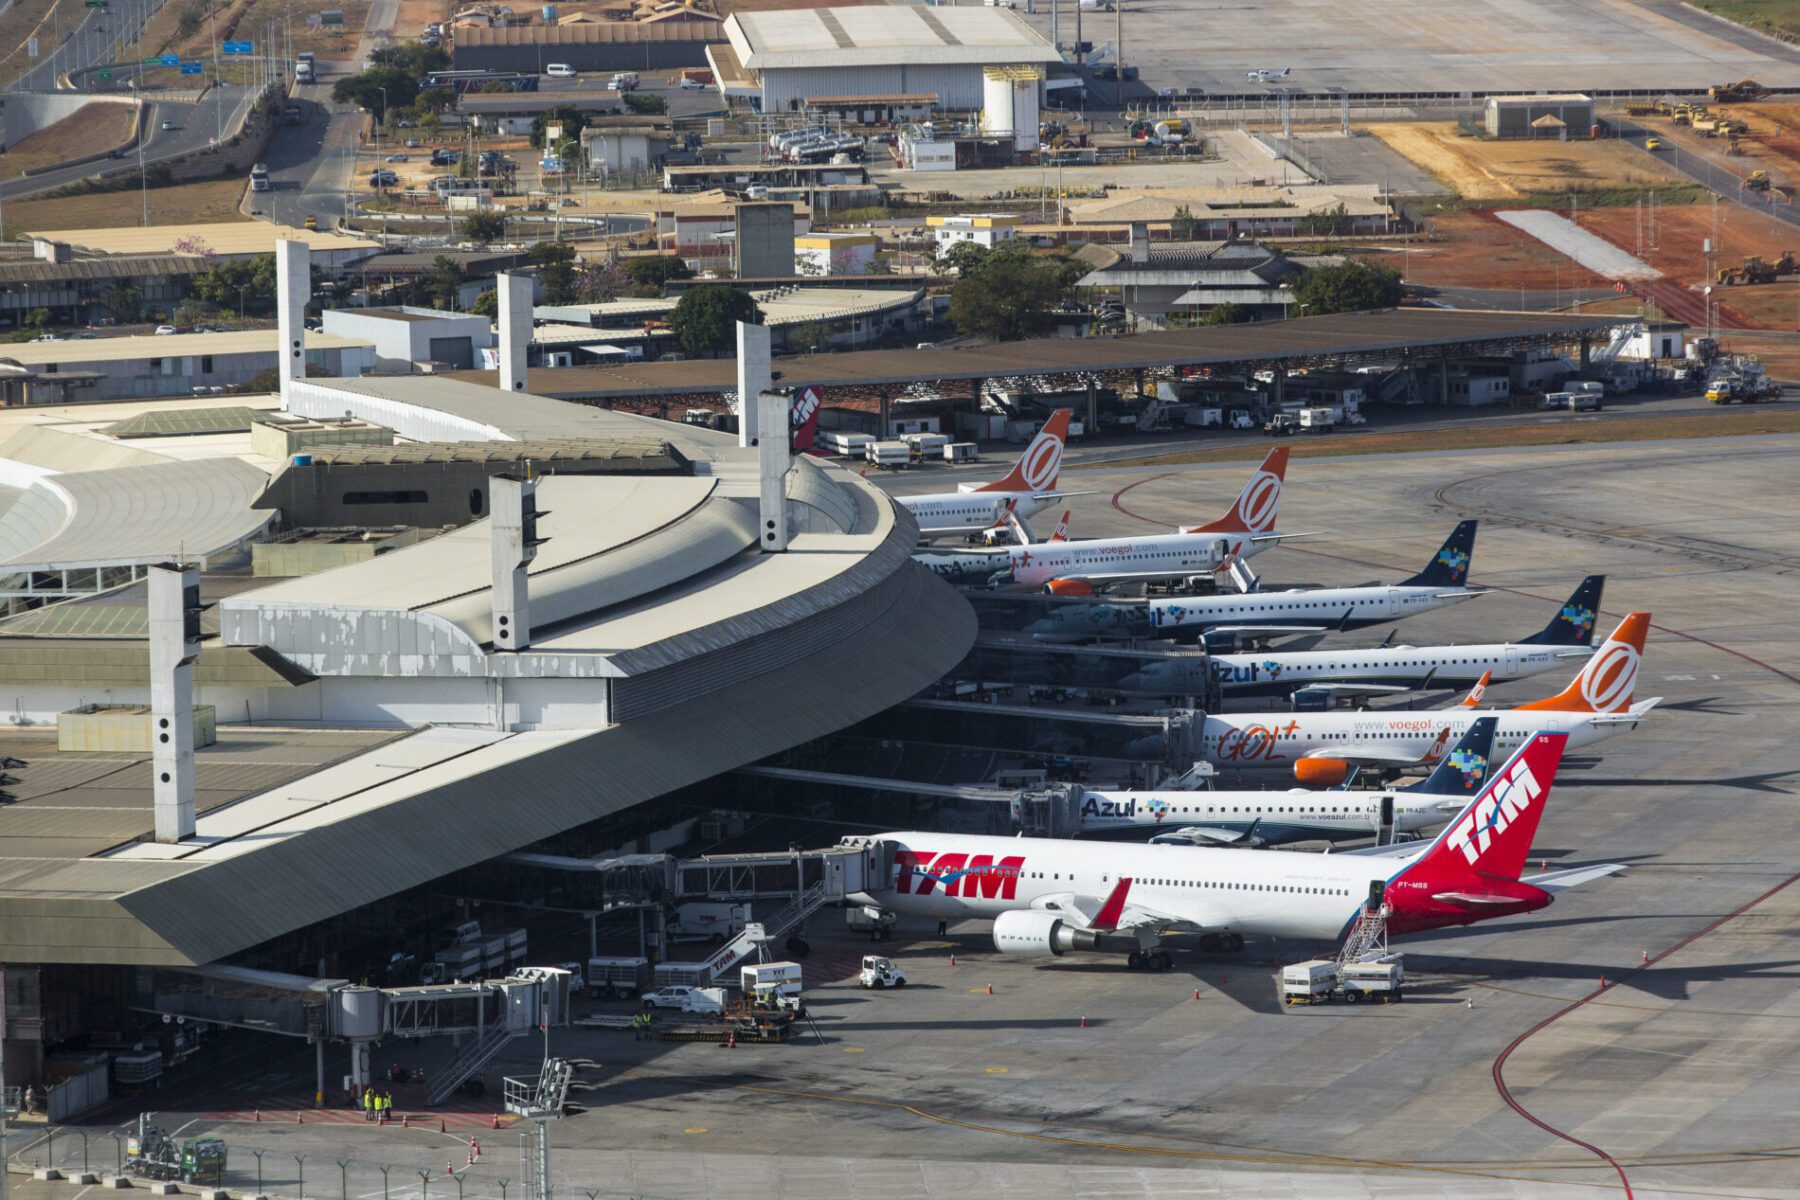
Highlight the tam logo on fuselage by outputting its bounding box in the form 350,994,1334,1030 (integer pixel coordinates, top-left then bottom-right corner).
1444,760,1541,865
893,850,1026,899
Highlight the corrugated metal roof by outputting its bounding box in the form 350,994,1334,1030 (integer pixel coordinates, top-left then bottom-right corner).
727,7,1058,69
0,255,213,285
456,21,723,45
446,309,1624,400
104,406,265,437
0,331,371,367
300,437,679,467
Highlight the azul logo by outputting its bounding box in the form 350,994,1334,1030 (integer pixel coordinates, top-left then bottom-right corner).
1437,547,1470,575
1580,640,1639,712
1447,748,1487,789
1080,796,1144,821
894,850,1026,899
1261,659,1285,679
1560,604,1596,635
1234,470,1282,532
1444,757,1542,865
1153,606,1188,626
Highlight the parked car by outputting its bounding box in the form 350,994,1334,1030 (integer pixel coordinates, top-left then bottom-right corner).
544,63,577,78
639,986,697,1010
154,325,177,335
679,78,705,89
369,169,398,187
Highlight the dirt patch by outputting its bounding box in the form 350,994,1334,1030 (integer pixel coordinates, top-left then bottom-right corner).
1368,123,1686,202
0,102,135,181
1580,203,1799,285
1100,408,1800,470
144,0,369,61
1350,212,1601,292
0,177,251,238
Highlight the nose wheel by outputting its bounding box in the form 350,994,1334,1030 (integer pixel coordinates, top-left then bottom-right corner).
1126,950,1174,971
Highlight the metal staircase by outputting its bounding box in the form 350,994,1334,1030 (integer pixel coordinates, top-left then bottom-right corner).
698,880,834,982
426,1023,519,1105
1336,903,1391,972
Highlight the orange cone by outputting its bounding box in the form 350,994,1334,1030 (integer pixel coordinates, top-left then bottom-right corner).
439,1119,446,1134
949,954,956,967
253,1110,260,1123
295,1113,302,1124
1193,989,1200,1000
1079,1015,1086,1028
491,1114,500,1129
986,983,993,996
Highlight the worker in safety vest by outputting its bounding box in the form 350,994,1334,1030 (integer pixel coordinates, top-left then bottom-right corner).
363,1088,374,1121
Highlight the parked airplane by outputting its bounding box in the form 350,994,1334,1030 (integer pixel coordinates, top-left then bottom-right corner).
1144,519,1483,645
1074,718,1499,847
851,731,1620,970
914,448,1292,593
1203,612,1658,785
1247,67,1291,83
1123,576,1605,700
898,411,1079,539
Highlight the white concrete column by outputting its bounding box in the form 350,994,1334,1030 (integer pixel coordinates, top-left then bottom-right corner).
736,321,771,448
276,238,311,402
497,272,533,393
756,390,791,553
490,475,539,651
148,563,201,843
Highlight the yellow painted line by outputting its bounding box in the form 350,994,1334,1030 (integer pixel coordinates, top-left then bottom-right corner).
682,1127,708,1135
985,1067,1009,1075
841,1046,864,1054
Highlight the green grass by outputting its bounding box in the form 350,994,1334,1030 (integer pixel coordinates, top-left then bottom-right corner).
1695,0,1800,41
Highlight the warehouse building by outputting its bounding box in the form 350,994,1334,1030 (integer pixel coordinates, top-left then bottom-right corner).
23,223,380,269
710,5,1060,118
321,306,496,373
451,22,724,74
1485,94,1595,139
0,330,375,404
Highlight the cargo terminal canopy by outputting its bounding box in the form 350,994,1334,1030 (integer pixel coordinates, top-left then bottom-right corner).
446,309,1625,402
0,371,975,967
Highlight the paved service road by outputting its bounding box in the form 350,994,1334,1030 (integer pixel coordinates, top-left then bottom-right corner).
8,0,159,92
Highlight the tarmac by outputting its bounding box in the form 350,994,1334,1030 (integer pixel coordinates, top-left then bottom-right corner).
6,430,1800,1198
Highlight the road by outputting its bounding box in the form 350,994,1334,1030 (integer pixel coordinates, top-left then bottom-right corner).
8,0,160,93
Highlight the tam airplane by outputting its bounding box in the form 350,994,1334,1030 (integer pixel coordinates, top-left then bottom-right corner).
898,411,1082,540
1203,611,1659,785
849,731,1621,971
1074,717,1499,848
914,447,1293,594
1124,575,1605,699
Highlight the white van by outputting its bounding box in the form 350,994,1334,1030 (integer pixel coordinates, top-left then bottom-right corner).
545,63,577,78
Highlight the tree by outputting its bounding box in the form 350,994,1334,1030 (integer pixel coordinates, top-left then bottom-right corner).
412,87,457,115
671,285,762,358
1299,202,1352,237
422,256,466,310
479,80,515,94
468,289,498,318
621,255,692,295
103,283,143,322
368,43,451,79
623,92,666,115
22,307,51,331
529,105,589,150
1169,204,1198,240
461,212,506,243
936,240,990,276
574,261,629,303
530,242,579,304
1198,302,1245,326
785,320,832,354
332,67,418,119
1290,259,1403,316
189,254,279,316
945,242,1076,342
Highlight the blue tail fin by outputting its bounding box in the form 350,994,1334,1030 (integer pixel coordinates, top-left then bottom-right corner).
1399,520,1477,588
1405,717,1497,797
1520,575,1606,646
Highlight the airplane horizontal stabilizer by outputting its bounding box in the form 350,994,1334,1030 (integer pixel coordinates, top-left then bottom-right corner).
1523,864,1627,892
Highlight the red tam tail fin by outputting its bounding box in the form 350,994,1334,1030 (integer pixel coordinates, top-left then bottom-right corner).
1186,446,1289,534
1405,732,1568,884
1518,613,1648,713
789,386,822,453
974,410,1070,494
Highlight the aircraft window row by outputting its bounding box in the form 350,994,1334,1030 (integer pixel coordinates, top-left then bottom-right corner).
1135,878,1351,895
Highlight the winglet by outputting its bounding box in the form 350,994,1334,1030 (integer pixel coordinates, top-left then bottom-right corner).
1092,877,1132,931
974,409,1070,494
1049,510,1070,542
1460,670,1491,708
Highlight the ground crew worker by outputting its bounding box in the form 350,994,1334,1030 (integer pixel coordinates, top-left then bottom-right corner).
380,1092,392,1123
363,1088,374,1122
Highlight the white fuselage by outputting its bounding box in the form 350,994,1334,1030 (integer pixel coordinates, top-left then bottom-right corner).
867,831,1371,941
1077,786,1453,840
902,490,1054,538
1149,585,1479,635
1203,709,1604,768
1212,640,1594,695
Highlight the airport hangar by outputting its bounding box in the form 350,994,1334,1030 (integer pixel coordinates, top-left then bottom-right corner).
0,291,1622,1094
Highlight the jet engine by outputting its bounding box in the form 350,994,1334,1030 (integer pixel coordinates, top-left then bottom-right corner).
1044,579,1095,597
991,910,1103,957
1294,757,1352,787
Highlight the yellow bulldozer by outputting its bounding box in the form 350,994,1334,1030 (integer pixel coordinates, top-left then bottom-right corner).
1745,169,1773,192
1710,79,1767,104
1717,255,1778,286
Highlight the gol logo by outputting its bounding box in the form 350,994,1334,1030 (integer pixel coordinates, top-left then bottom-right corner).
1579,641,1639,712
1234,470,1282,532
1445,757,1542,865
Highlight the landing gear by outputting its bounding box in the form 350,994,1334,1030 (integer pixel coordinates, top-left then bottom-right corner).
1126,950,1174,971
1200,933,1244,954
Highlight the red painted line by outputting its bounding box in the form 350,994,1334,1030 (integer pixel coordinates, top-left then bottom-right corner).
1490,872,1800,1198
1111,472,1180,525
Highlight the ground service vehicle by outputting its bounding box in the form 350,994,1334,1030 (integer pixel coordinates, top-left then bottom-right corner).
640,985,699,1009
742,961,806,1014
127,1123,227,1185
303,215,319,231
609,72,639,91
859,956,908,988
668,901,752,943
295,61,314,83
1282,957,1405,1004
1298,407,1336,432
545,63,576,78
586,956,651,998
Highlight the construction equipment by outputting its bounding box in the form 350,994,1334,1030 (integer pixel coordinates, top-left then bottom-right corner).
1745,169,1773,192
125,1118,228,1185
1710,79,1766,104
1718,255,1777,286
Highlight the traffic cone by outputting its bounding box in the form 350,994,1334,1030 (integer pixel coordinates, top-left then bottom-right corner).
1079,1015,1086,1029
295,1113,302,1124
491,1114,500,1129
253,1110,260,1123
439,1119,446,1134
402,1114,409,1128
1193,989,1200,1000
1641,949,1650,964
1600,975,1607,988
986,983,993,996
949,954,956,967
446,1162,453,1176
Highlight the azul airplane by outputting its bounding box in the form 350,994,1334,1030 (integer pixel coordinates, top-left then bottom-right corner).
1201,611,1659,785
1121,576,1605,700
849,731,1620,971
1073,718,1499,848
914,448,1293,594
897,411,1081,540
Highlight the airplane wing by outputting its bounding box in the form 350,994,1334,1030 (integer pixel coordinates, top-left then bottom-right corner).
1523,863,1627,892
1299,744,1437,766
1031,879,1224,934
1198,624,1337,638
1330,842,1429,859
1247,530,1323,544
1275,681,1414,696
1148,821,1264,847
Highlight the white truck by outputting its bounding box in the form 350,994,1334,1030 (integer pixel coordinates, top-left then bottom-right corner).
858,955,908,989
1227,409,1256,430
586,955,652,999
1281,955,1405,1005
741,961,806,1015
1183,406,1223,429
865,440,912,469
668,901,753,943
249,163,271,192
1297,406,1338,433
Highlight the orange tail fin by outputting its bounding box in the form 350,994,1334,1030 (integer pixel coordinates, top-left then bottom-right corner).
1186,446,1289,534
1517,613,1648,713
974,410,1070,494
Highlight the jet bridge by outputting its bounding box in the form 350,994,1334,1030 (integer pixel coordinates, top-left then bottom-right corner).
883,697,1203,766
957,636,1220,709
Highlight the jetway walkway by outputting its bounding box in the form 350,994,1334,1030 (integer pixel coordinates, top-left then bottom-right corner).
735,765,1019,805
